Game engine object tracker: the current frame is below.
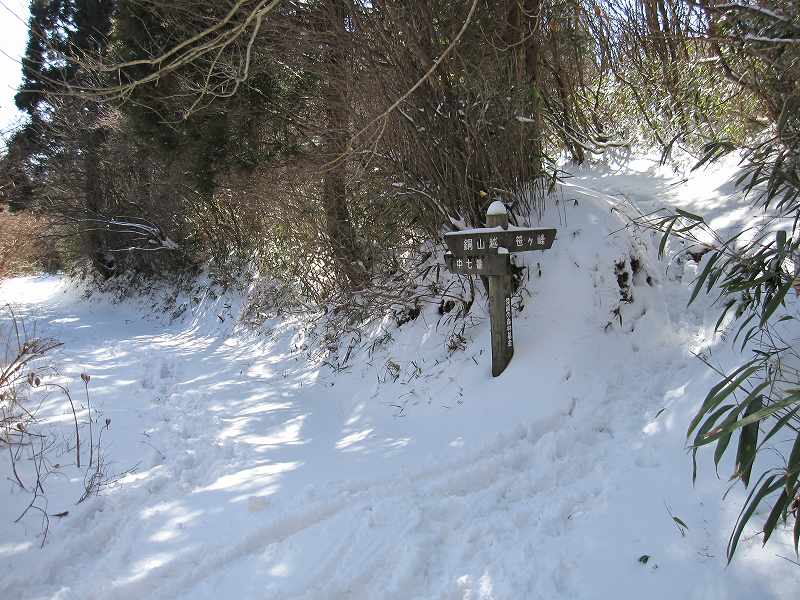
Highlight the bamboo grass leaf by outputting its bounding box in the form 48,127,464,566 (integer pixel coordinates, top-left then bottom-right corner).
735,395,763,486
762,490,789,546
709,393,800,441
689,251,721,305
675,208,704,222
692,404,736,484
760,276,794,327
727,473,784,562
688,362,760,437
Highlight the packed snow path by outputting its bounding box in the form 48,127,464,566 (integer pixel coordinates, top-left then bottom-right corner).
3,159,800,599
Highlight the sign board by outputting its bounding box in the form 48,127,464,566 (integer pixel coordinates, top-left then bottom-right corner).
444,228,556,257
444,252,511,277
441,202,556,377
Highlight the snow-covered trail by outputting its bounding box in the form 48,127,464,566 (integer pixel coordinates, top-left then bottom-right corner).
2,159,800,599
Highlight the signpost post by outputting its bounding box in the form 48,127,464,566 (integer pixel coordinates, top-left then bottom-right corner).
443,201,556,377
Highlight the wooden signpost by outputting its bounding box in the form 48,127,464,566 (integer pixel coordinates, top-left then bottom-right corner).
443,202,556,377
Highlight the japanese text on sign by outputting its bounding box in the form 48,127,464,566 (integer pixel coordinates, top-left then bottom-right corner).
444,228,556,257
505,296,513,350
445,253,509,276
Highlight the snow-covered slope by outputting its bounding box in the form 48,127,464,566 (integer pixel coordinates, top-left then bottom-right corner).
2,157,799,599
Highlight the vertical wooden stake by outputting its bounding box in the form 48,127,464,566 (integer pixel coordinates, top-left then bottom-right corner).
486,202,514,377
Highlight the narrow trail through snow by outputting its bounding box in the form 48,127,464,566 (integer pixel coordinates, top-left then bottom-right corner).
2,159,800,599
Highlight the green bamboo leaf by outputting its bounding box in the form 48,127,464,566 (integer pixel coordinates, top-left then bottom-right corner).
688,362,759,437
693,142,734,172
706,264,726,293
759,406,800,449
746,166,765,192
768,157,785,194
735,169,752,187
732,314,757,347
776,230,787,255
741,325,762,352
794,511,800,555
727,473,785,562
762,490,790,546
752,175,770,188
675,208,704,222
725,275,774,293
672,517,689,531
715,382,772,449
674,223,702,234
767,174,785,205
735,395,763,486
779,186,797,211
762,489,789,546
785,434,800,498
703,366,762,423
710,393,800,440
659,216,678,259
714,415,736,468
689,251,721,305
760,276,794,327
692,404,735,484
715,299,737,332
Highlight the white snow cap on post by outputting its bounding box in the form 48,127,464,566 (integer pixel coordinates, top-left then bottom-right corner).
487,200,507,216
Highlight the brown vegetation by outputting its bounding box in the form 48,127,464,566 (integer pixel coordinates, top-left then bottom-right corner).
0,208,56,280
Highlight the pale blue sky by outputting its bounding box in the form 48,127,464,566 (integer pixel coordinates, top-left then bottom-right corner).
0,0,30,140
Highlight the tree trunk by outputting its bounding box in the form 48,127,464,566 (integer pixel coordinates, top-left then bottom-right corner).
524,0,545,176
550,20,585,164
82,126,111,277
322,0,364,290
